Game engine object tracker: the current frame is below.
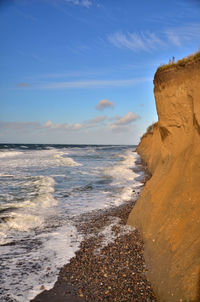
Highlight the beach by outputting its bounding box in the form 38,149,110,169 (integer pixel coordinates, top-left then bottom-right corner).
32,161,156,302
0,144,151,301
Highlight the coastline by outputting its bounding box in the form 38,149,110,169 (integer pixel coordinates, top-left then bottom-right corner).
31,158,156,302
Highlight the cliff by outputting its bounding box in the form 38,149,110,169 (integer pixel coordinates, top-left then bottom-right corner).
128,54,200,301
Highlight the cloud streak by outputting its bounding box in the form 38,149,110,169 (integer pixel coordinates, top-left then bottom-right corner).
18,77,150,90
165,23,200,46
108,23,200,52
108,31,165,52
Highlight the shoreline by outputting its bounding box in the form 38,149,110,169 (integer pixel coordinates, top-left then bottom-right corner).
31,159,156,302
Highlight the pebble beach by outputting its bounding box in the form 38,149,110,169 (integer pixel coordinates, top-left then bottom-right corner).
32,165,156,302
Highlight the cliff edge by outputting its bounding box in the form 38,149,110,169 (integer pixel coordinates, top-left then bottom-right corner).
128,54,200,301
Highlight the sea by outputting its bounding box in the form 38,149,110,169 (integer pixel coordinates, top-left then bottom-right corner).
0,144,143,302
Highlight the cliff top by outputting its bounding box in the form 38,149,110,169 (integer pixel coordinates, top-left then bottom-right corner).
154,50,200,84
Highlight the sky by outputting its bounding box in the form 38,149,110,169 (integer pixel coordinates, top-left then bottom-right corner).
0,0,200,145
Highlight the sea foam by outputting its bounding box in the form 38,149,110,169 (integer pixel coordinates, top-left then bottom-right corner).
0,144,142,301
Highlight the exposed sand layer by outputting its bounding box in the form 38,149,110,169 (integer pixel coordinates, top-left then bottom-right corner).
32,178,156,302
128,56,200,301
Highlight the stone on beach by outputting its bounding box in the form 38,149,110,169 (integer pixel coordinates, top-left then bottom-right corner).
32,189,156,302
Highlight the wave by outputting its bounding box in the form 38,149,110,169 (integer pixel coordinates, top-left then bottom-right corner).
0,222,82,302
0,173,14,177
102,151,142,206
0,213,43,234
0,176,57,243
104,150,137,181
54,153,82,166
0,151,22,158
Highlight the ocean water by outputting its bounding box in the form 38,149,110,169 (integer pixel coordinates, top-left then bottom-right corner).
0,144,143,302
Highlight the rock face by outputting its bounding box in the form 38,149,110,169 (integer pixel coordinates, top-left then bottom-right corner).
128,57,200,301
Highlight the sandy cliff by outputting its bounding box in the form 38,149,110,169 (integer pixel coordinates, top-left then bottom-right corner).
128,56,200,301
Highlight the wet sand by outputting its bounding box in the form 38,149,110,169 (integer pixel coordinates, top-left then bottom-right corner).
31,161,156,302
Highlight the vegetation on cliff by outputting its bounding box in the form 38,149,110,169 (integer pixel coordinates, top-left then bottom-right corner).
156,49,200,72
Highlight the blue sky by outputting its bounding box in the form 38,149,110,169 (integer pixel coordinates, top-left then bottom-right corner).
0,0,200,144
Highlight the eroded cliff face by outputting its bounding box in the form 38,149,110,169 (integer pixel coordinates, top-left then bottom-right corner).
128,58,200,301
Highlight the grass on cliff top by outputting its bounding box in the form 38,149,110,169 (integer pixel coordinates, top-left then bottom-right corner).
157,49,200,72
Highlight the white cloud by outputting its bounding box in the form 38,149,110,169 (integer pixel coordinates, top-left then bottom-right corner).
45,120,54,128
45,116,107,131
96,100,115,110
44,120,84,131
0,116,140,144
45,120,66,129
81,0,92,7
115,112,140,126
0,114,139,135
86,115,107,124
64,0,92,8
108,23,200,52
0,116,108,136
72,123,83,130
83,115,107,128
108,112,140,133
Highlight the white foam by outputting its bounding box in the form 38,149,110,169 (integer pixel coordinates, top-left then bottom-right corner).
23,176,57,208
0,151,22,158
0,222,83,302
2,213,43,231
31,176,57,205
105,150,138,182
55,151,142,215
51,174,66,177
113,187,134,206
102,151,142,206
0,176,57,243
54,153,82,166
0,173,14,177
94,216,135,254
0,149,55,172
